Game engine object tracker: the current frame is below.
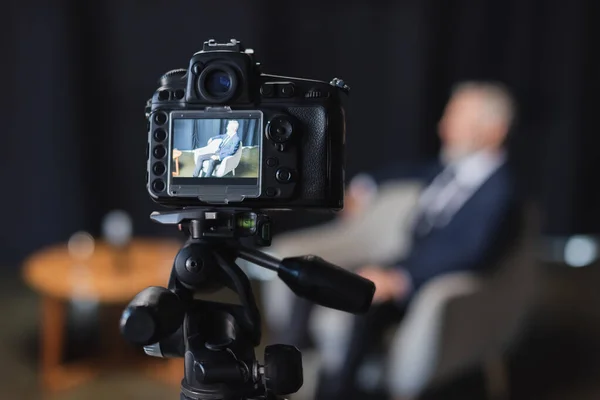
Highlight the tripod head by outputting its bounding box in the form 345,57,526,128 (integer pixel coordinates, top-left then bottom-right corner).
120,208,375,400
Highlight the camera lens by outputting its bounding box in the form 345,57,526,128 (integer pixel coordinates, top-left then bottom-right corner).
198,64,238,103
266,116,294,143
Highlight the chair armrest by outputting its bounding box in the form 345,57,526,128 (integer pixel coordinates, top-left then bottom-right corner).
387,272,483,397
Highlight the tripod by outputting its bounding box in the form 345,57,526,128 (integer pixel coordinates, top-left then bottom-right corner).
120,208,375,400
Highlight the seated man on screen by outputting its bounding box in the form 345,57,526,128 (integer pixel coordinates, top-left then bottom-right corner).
314,81,520,399
192,120,241,177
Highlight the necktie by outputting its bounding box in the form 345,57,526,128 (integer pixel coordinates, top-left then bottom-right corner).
219,135,230,148
413,167,458,236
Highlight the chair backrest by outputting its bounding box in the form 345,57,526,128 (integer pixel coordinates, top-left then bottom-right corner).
433,201,542,383
233,143,244,160
387,202,542,398
215,144,244,177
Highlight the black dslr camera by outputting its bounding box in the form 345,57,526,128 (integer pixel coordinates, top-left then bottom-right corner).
146,39,349,209
122,40,372,400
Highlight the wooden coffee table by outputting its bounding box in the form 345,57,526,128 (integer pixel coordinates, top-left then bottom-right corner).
23,238,184,394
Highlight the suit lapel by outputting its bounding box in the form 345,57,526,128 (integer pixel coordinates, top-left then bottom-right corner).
413,164,505,237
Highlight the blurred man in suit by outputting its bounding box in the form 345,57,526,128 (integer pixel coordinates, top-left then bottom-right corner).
192,120,241,177
315,81,519,399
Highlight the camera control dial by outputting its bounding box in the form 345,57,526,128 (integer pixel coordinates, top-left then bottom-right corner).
160,68,187,86
266,115,294,144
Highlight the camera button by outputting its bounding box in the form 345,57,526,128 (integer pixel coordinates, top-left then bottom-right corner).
279,84,294,97
174,89,185,100
158,90,169,101
275,168,293,183
153,145,166,159
154,112,168,126
153,162,166,176
265,187,277,197
154,129,167,142
192,62,202,75
260,84,275,97
152,179,165,192
266,158,278,167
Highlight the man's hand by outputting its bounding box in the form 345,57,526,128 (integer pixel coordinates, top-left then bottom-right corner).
358,266,411,303
341,174,378,220
211,155,220,161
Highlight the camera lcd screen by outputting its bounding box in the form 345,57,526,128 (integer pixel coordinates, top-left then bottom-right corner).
168,111,262,202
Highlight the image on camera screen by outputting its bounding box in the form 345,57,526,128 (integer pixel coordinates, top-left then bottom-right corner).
171,118,260,179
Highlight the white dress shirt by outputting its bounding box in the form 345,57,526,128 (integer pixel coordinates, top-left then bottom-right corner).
413,149,507,235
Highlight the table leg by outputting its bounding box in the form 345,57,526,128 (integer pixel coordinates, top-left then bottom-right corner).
146,358,184,386
40,296,66,392
39,296,99,394
99,305,135,363
175,158,180,176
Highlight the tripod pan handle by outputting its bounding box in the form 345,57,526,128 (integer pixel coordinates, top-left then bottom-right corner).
278,255,375,314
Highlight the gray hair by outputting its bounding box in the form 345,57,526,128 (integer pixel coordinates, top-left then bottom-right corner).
451,81,516,126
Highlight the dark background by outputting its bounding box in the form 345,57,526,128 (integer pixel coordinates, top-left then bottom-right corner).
2,0,599,266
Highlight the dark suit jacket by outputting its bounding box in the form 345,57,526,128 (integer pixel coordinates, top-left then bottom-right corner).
210,133,241,160
388,160,520,294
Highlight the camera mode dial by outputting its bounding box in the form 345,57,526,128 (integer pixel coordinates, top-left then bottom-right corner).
160,69,187,86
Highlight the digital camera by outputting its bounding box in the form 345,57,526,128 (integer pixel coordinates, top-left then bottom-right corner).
146,39,349,210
